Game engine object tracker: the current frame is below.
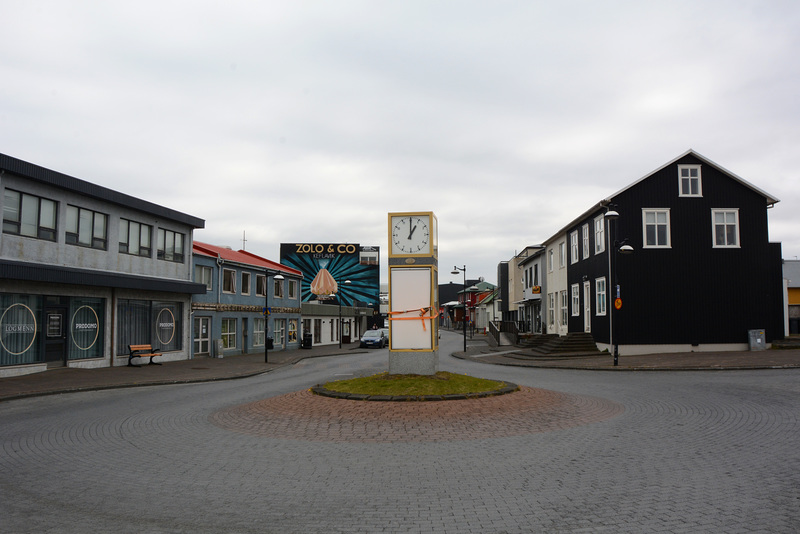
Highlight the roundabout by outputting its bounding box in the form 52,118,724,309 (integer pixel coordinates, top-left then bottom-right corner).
209,384,625,442
1,338,797,533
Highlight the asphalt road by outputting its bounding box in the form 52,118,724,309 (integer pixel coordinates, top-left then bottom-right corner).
1,331,798,533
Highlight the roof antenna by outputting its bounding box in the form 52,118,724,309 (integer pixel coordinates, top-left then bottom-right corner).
242,230,247,251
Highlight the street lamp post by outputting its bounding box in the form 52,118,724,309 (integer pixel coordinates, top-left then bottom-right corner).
338,279,351,349
265,273,284,363
451,265,467,353
605,207,634,366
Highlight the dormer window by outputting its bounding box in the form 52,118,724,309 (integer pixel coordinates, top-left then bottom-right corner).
679,165,702,197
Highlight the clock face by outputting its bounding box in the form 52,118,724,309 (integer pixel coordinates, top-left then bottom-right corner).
391,215,430,255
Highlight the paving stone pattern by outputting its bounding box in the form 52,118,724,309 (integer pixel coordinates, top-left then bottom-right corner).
210,387,624,442
1,350,798,534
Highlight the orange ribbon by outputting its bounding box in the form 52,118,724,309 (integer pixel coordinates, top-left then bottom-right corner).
388,307,437,331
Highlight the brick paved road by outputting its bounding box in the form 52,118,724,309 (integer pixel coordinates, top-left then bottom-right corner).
1,331,798,533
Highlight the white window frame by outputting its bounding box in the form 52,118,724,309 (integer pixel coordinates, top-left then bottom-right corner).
678,165,702,197
222,268,237,294
571,284,580,316
288,279,298,300
594,215,606,254
288,319,298,343
221,318,237,349
559,241,566,268
570,231,579,264
642,209,671,248
274,319,285,346
254,317,265,347
582,224,590,259
560,290,568,326
195,265,213,291
595,277,607,316
241,272,251,295
548,249,554,272
256,274,267,297
548,293,555,327
274,277,284,298
712,209,740,248
583,281,591,332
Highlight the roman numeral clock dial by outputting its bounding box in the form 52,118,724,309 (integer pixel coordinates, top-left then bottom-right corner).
391,215,430,255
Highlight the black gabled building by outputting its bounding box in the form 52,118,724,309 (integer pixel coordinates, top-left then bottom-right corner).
565,149,783,354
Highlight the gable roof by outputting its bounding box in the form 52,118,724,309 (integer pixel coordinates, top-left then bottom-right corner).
477,288,500,305
193,241,302,277
544,149,780,245
607,149,780,206
457,280,496,294
518,246,546,266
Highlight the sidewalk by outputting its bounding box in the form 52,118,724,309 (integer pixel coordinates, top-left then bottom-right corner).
454,339,800,371
2,341,800,402
0,343,367,402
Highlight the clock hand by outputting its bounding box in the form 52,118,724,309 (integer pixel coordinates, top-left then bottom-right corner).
408,225,417,240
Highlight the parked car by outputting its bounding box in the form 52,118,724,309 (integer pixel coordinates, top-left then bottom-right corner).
380,328,390,342
360,329,387,348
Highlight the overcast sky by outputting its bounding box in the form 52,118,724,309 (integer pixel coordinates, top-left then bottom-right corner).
3,1,798,285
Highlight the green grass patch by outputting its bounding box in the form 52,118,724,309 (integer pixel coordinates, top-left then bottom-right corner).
322,371,506,397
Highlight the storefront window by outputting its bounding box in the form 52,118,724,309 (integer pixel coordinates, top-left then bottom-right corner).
116,299,182,354
69,298,104,360
0,294,42,366
153,301,182,352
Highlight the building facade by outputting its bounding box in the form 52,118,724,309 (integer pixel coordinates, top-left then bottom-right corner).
565,150,784,353
191,242,303,357
0,154,205,377
498,247,539,327
517,246,545,334
300,301,373,347
784,259,800,335
497,149,785,354
544,233,569,336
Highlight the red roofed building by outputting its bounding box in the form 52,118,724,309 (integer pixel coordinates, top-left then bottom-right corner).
192,241,302,357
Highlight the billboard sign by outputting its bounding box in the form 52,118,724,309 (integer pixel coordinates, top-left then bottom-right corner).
280,243,380,308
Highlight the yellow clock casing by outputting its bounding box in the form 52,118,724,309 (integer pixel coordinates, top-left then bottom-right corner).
389,212,437,258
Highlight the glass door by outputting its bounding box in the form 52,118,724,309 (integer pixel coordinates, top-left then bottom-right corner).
193,316,210,356
44,306,68,367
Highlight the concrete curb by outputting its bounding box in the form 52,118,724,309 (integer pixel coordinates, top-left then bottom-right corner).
0,347,371,403
452,351,800,371
309,381,520,402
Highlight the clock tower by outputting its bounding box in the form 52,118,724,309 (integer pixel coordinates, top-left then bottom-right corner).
387,212,438,375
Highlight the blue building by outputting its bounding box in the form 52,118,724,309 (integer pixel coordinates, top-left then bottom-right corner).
192,241,302,357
